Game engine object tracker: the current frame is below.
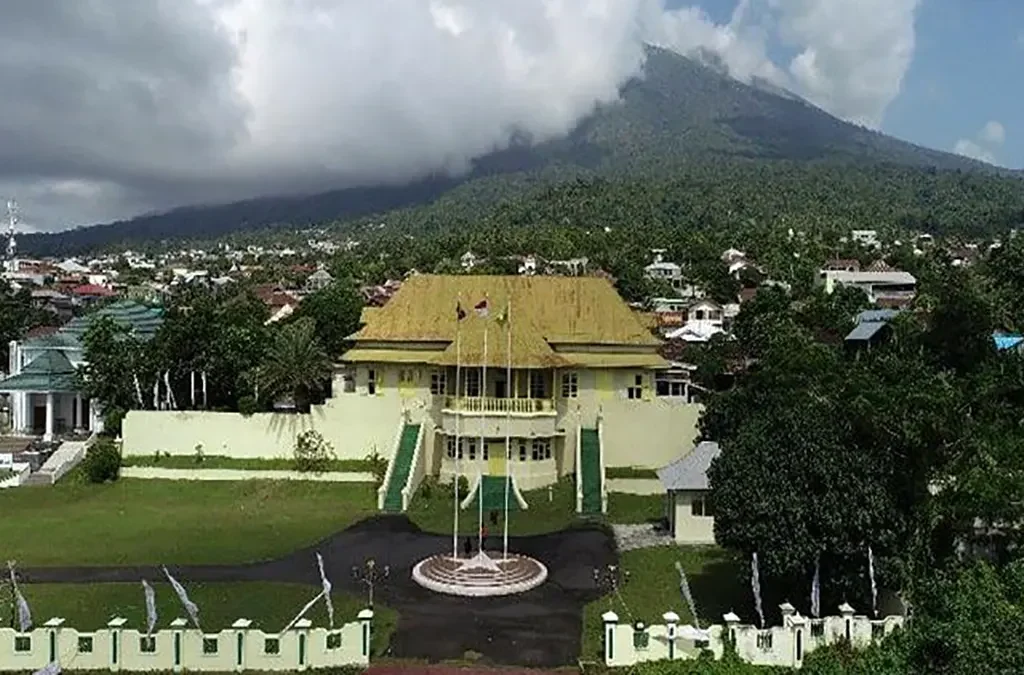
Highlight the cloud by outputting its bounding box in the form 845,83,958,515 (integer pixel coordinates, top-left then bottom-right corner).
954,120,1006,165
953,139,996,165
980,120,1006,145
0,0,924,231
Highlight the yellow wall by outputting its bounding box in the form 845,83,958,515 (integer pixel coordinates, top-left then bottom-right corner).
671,490,716,544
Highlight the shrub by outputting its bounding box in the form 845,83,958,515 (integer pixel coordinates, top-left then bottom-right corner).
83,439,121,484
102,407,126,437
457,475,470,500
419,475,436,499
365,448,388,487
294,430,336,473
237,395,259,417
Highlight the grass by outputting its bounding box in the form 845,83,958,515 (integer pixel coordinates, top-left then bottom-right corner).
579,546,750,661
0,479,379,566
606,493,665,524
121,454,374,473
8,582,396,656
605,467,659,479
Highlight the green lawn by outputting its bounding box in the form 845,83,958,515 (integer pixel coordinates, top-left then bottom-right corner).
9,582,396,656
580,546,750,661
606,493,665,524
122,454,374,473
0,478,378,566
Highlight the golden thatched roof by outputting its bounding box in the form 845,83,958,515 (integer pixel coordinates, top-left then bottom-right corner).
343,275,665,369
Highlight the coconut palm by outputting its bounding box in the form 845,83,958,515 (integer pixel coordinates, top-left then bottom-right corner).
258,317,332,412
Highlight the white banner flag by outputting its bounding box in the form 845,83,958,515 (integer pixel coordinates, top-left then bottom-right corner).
674,561,700,629
33,662,60,675
316,553,335,629
8,562,31,632
162,567,200,630
867,545,878,617
811,555,821,619
751,552,764,628
142,580,158,635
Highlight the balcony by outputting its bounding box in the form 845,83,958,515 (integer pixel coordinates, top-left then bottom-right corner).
437,396,559,437
442,396,554,414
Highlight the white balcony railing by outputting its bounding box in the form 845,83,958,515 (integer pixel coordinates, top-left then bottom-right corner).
442,396,554,414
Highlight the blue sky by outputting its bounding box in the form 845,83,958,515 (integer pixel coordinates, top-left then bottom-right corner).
668,0,1023,168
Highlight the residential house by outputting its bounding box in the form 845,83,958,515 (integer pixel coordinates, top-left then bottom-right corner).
823,259,861,272
845,309,901,348
657,440,721,544
644,250,684,291
850,230,880,248
1,301,164,440
664,300,726,343
305,267,334,293
461,251,481,271
818,260,916,308
30,289,74,322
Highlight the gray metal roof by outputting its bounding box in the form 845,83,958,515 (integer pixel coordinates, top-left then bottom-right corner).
845,321,888,342
657,441,721,491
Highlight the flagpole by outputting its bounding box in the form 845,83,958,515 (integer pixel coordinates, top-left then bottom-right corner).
453,297,462,560
503,296,512,560
478,301,488,554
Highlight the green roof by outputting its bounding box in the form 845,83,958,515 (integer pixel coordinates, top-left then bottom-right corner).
0,351,79,393
22,300,164,350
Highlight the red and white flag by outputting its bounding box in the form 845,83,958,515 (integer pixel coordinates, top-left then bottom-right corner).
474,298,489,317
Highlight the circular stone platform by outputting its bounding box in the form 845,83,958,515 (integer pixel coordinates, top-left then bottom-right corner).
412,550,548,597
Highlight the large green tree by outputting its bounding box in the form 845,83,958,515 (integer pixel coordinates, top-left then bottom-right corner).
258,317,332,412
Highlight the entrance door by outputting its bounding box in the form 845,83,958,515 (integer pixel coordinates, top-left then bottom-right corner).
494,378,507,399
487,441,507,475
32,405,46,435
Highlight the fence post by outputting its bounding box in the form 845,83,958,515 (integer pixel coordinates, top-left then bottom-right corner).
838,603,855,644
602,611,619,666
662,612,679,660
42,618,65,666
231,619,251,672
358,609,374,663
293,618,311,671
722,611,740,654
169,618,187,672
106,617,127,672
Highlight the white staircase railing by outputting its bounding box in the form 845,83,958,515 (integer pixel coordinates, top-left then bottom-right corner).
575,424,583,513
399,423,427,511
597,415,608,514
376,414,409,510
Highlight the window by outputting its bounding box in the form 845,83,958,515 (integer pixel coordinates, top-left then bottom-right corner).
140,636,156,653
482,443,489,461
446,437,456,458
519,440,527,462
531,439,551,461
202,638,219,655
691,497,712,517
756,631,773,650
560,372,578,398
430,370,447,395
342,369,356,393
465,369,481,397
326,632,342,650
467,439,477,460
263,638,280,655
627,374,644,399
529,371,546,399
399,369,416,386
14,636,31,652
366,369,377,396
78,636,93,653
655,371,689,398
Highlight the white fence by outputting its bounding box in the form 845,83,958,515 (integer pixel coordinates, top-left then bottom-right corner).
0,611,372,672
602,603,904,669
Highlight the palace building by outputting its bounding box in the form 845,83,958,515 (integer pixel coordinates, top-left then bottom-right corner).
120,275,703,514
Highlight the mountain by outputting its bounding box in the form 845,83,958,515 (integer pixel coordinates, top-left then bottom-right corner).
21,46,1011,255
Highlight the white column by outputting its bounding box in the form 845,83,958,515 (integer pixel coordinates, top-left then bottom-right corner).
74,394,82,430
44,392,54,441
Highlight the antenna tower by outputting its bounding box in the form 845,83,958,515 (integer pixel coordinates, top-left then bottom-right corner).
5,200,17,261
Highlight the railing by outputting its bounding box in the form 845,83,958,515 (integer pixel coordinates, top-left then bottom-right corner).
442,396,555,414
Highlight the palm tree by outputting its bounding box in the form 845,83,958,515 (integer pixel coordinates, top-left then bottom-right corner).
259,318,332,412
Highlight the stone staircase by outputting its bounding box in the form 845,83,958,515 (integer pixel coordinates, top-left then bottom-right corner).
21,438,91,487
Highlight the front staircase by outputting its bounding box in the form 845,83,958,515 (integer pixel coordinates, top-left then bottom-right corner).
380,424,420,513
579,428,603,515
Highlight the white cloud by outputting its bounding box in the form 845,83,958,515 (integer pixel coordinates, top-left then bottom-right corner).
980,120,1005,145
1,0,927,230
953,139,996,165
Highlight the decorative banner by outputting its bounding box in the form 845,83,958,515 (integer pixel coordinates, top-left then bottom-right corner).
8,561,32,632
142,580,157,636
162,567,201,630
811,554,821,619
751,552,764,628
316,553,335,629
868,545,878,617
674,561,700,629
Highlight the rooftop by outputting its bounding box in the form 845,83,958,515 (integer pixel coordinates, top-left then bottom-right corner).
657,441,721,491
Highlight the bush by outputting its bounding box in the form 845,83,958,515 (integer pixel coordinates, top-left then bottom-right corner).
102,407,126,437
237,395,259,417
293,430,336,473
83,439,121,484
365,448,388,487
457,475,470,500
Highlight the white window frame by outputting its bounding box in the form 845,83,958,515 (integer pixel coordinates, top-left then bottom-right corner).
430,370,447,395
560,372,578,398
